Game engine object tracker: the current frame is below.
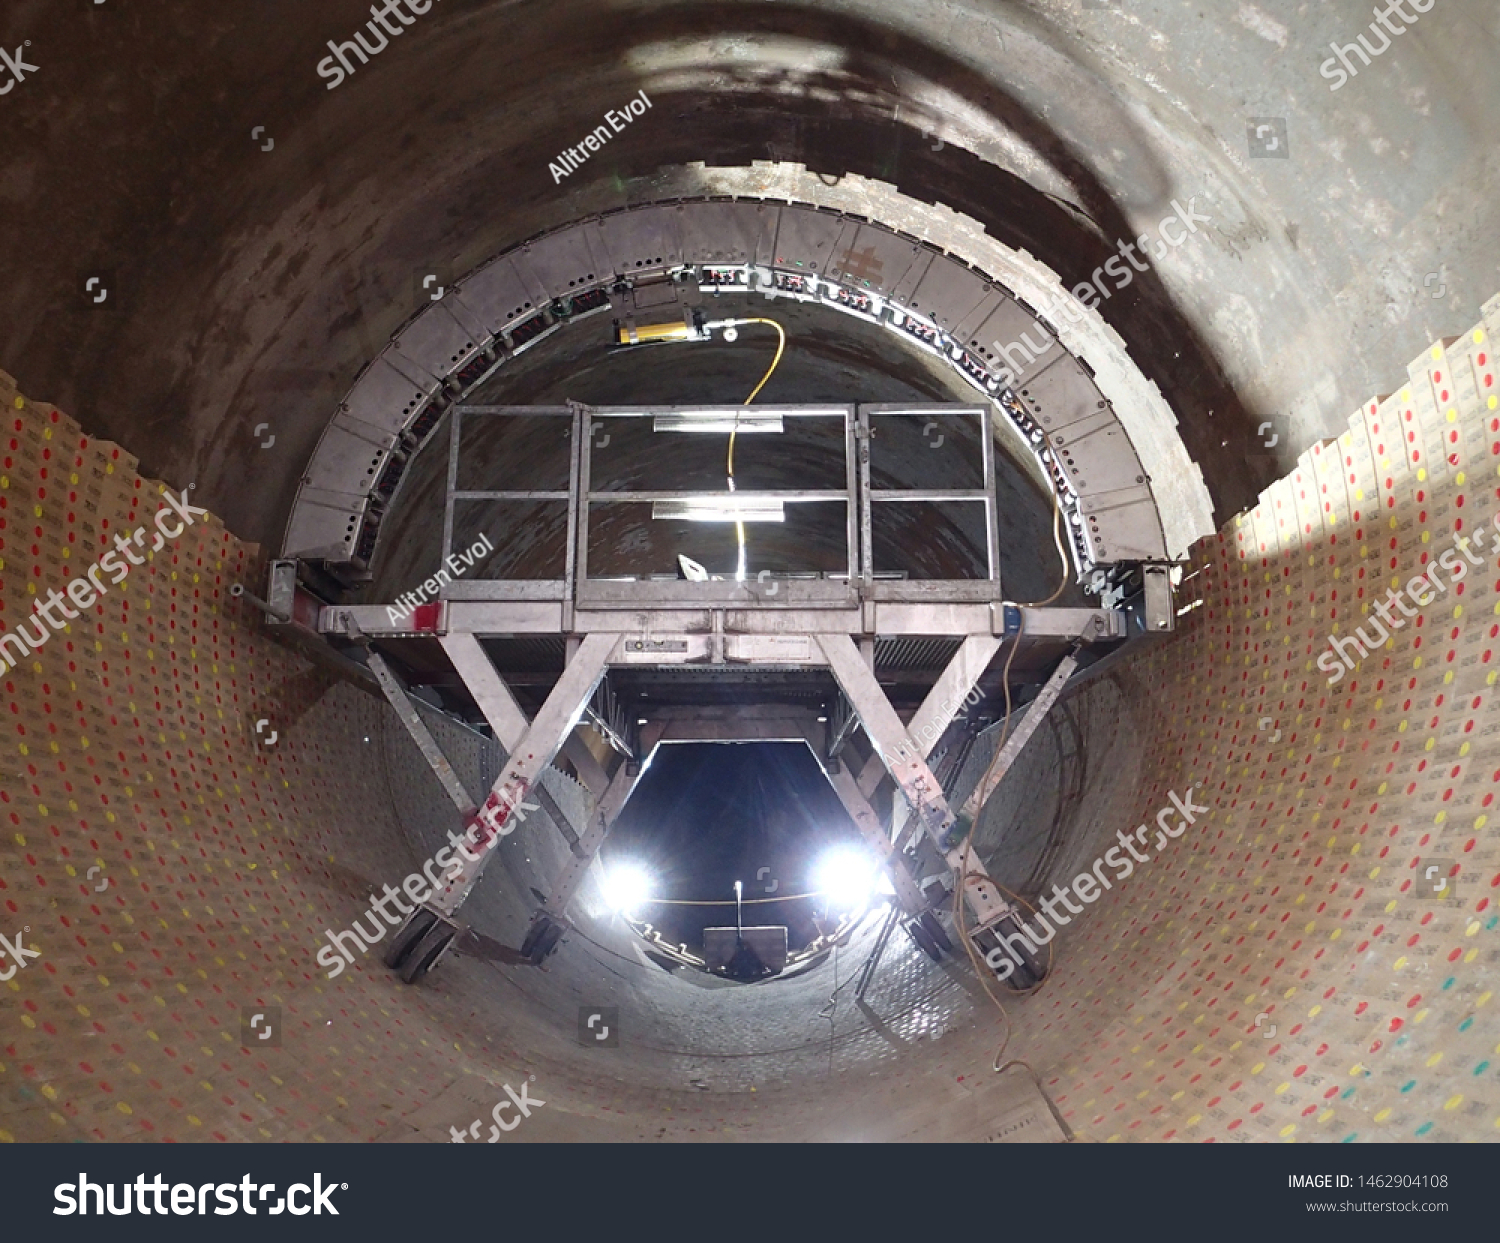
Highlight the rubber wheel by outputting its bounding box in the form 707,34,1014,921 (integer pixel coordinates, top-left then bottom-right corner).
400,923,456,984
918,910,954,955
993,915,1046,990
383,907,438,970
519,917,549,959
906,918,943,962
1003,957,1040,992
528,921,565,964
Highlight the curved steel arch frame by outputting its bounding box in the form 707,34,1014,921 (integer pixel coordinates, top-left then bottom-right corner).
283,196,1212,584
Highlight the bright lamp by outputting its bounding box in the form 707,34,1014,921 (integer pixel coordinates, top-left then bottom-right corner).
813,846,879,912
601,862,653,915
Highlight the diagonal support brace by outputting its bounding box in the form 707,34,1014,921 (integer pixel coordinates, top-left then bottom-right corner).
818,634,1022,937
956,651,1078,829
542,760,641,919
364,649,474,813
819,756,931,916
426,632,614,917
441,629,596,852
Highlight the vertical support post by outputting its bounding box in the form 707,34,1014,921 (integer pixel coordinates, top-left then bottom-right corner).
844,404,860,586
563,402,585,631
575,404,594,589
980,404,1001,589
857,405,874,588
442,405,463,565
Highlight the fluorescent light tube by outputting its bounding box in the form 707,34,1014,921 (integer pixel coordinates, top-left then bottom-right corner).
651,497,786,522
652,410,784,434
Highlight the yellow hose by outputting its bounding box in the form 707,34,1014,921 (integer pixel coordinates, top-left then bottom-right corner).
725,318,785,578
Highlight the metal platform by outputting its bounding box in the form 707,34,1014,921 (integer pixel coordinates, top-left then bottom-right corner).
268,403,1172,984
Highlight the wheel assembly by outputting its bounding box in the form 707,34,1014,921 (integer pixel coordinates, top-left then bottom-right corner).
384,906,439,970
917,909,953,955
399,918,460,984
905,916,943,962
990,914,1046,991
521,914,567,964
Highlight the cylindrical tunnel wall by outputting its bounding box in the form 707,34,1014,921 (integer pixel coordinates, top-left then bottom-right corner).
3,300,1496,1138
4,0,1500,1146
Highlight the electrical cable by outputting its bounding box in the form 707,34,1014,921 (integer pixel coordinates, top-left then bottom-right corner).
992,1058,1077,1141
725,317,785,581
630,887,833,906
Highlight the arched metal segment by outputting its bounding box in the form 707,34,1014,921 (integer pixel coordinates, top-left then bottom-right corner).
283,198,1197,582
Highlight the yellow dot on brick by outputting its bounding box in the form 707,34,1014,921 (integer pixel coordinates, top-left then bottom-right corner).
1375,1107,1392,1122
1476,329,1486,344
116,1102,132,1115
1280,1124,1297,1137
1445,1095,1464,1112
